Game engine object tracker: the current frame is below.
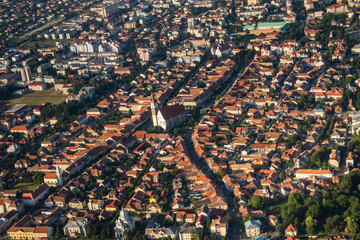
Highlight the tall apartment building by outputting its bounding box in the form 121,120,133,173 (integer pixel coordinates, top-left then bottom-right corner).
20,66,32,82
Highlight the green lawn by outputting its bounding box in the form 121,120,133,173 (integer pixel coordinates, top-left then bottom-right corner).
6,90,67,106
10,182,41,191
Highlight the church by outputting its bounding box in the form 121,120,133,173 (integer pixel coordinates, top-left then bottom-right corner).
151,95,186,130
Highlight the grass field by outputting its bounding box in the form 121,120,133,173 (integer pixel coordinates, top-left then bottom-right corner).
6,89,67,106
10,182,41,191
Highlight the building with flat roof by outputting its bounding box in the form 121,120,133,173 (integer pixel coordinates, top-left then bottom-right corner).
257,22,289,31
5,104,28,115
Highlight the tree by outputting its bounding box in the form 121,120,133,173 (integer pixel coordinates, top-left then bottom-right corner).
306,204,321,219
243,215,253,223
286,160,294,168
225,212,234,221
173,128,180,135
100,228,107,239
310,147,331,168
305,216,317,235
32,172,44,184
190,229,200,240
356,91,360,110
279,172,286,181
324,215,342,233
336,194,349,208
322,198,335,210
218,168,227,178
345,217,359,235
196,81,206,88
248,196,264,209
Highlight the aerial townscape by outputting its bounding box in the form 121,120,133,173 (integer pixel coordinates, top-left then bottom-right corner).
2,0,360,239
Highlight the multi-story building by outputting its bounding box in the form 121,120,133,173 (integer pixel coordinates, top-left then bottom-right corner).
21,184,49,206
20,66,32,82
28,82,45,91
244,220,261,238
7,216,53,240
70,42,99,53
137,47,155,62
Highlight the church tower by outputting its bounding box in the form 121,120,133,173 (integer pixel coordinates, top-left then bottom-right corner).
151,94,158,127
56,165,63,186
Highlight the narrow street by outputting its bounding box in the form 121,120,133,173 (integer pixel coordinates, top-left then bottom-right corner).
183,134,242,239
180,62,252,239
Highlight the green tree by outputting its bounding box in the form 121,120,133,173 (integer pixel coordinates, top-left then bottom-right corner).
306,204,321,219
345,217,359,235
190,229,200,240
324,215,342,233
248,196,264,209
243,215,254,223
305,216,317,235
100,228,107,239
336,194,349,208
32,172,44,184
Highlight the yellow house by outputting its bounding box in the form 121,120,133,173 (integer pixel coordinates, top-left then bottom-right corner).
69,198,86,210
105,199,119,212
147,204,162,213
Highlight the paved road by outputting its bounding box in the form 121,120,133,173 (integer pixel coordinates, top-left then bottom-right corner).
179,61,252,238
183,134,242,239
180,58,286,239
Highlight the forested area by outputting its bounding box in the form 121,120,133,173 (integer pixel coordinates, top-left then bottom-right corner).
266,171,360,238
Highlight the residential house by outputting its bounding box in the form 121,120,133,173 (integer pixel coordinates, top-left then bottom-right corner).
244,220,261,237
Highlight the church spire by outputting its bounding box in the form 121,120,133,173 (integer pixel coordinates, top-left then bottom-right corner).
151,93,158,127
56,164,63,186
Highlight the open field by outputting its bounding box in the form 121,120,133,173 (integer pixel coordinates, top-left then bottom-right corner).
6,89,67,106
10,182,41,191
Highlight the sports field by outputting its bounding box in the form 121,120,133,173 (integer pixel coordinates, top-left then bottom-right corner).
6,89,67,106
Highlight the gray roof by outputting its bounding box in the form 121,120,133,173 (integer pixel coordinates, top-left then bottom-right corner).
244,220,261,230
179,227,198,234
5,104,27,114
